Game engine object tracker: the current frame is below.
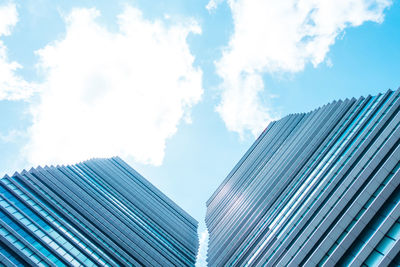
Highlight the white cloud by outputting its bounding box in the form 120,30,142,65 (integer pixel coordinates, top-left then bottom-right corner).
26,6,203,166
211,0,392,136
0,129,25,143
196,230,209,267
0,3,36,100
206,0,224,12
0,3,17,36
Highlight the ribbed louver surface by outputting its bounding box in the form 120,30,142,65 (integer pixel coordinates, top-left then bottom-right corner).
0,157,198,266
206,88,400,266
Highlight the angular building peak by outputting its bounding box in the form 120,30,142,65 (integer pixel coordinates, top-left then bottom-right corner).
0,157,198,266
206,88,400,266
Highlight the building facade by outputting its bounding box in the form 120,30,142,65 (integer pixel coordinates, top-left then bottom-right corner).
206,89,400,266
0,157,198,266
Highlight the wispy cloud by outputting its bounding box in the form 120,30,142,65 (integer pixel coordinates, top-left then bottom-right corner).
0,2,36,101
196,229,209,267
0,129,25,143
26,6,203,166
206,0,224,12
210,0,392,136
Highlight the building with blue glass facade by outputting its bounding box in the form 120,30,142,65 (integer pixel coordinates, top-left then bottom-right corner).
206,88,400,266
0,157,198,266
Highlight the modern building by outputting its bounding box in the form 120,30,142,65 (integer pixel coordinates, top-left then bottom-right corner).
0,157,198,266
206,88,400,266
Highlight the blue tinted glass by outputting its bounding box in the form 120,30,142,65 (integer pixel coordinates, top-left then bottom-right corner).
375,236,395,254
364,250,384,266
387,222,400,240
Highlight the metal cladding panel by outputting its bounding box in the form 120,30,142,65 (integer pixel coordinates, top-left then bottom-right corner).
0,157,198,266
206,88,400,266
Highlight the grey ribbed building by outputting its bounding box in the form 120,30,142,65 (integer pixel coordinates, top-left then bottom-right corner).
206,88,400,266
0,157,198,266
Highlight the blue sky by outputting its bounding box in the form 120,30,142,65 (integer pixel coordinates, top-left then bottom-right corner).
0,0,399,265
